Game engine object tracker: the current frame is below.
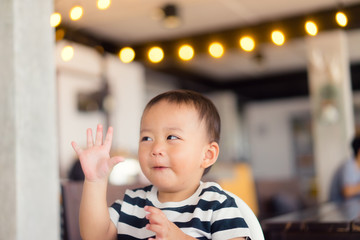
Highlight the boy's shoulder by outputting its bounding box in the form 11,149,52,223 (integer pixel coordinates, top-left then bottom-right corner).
199,181,239,205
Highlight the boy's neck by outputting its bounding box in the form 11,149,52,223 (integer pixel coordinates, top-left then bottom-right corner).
157,182,201,203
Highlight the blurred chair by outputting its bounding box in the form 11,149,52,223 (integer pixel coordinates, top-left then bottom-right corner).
219,163,259,216
61,181,144,240
255,178,304,220
228,191,265,240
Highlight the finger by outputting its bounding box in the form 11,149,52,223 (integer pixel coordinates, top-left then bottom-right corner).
87,128,94,148
145,206,162,214
146,223,165,238
103,126,113,151
95,124,103,146
71,141,83,155
147,213,164,225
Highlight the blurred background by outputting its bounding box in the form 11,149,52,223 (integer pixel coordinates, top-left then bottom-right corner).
54,0,360,219
2,0,360,239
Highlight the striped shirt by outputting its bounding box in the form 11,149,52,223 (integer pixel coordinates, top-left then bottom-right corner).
109,181,251,240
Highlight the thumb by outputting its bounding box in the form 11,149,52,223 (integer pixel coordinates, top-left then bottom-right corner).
108,156,125,170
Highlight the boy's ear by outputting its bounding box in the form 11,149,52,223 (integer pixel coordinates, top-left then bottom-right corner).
201,141,219,168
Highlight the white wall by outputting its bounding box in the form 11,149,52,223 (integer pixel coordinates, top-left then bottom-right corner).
245,97,311,179
56,41,145,178
144,69,178,102
209,91,244,162
106,55,145,155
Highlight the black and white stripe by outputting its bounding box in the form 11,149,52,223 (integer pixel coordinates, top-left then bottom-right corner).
109,182,251,240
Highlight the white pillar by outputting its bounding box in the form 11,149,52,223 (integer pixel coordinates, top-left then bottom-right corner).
306,30,354,202
0,0,59,239
209,92,243,162
105,55,146,155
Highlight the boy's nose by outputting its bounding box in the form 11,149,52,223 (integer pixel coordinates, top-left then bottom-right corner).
151,141,165,156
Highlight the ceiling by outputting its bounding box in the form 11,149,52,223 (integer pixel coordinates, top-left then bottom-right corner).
54,0,360,100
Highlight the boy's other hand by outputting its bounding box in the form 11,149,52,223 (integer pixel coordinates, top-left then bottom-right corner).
145,206,196,240
71,124,124,182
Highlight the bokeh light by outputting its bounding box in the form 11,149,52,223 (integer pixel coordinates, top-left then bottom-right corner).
119,47,135,63
148,46,164,63
178,44,194,61
209,42,224,58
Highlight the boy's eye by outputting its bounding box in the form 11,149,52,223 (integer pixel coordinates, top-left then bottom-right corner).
167,135,179,140
141,136,152,141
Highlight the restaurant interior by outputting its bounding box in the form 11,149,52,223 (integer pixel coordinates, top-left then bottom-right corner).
2,0,360,239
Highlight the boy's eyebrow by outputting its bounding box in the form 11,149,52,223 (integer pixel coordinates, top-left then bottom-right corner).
140,127,183,134
166,127,183,132
140,128,150,134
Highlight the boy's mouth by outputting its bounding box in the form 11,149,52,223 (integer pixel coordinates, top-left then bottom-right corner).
153,166,168,170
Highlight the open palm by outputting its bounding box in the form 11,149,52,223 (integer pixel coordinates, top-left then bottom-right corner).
71,124,124,182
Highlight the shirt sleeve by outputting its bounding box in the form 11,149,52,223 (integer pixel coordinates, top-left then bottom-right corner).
342,160,358,185
210,196,252,240
108,199,122,227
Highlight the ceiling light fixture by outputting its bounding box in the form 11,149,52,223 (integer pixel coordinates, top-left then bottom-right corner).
271,30,285,46
97,0,111,10
239,36,255,52
61,45,74,62
70,6,83,21
50,12,62,27
148,46,164,63
178,44,194,61
119,47,135,63
305,21,318,36
209,42,224,58
161,3,181,29
336,11,348,27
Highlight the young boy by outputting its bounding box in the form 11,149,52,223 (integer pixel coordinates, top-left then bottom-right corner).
71,90,253,240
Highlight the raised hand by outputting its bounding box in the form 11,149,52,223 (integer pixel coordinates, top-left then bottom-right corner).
71,124,124,182
145,206,195,240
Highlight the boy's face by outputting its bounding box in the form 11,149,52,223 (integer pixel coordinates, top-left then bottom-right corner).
138,100,212,200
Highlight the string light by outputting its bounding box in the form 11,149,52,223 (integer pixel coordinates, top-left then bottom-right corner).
336,11,348,27
209,42,224,58
178,44,194,61
97,0,111,10
58,4,359,63
61,45,74,62
50,12,62,27
119,47,135,63
239,36,255,52
271,30,285,46
305,21,318,36
148,46,164,63
70,6,83,21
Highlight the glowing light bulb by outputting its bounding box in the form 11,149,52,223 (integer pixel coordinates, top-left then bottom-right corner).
119,47,135,63
239,36,255,52
61,45,74,62
148,46,164,63
305,21,318,36
97,0,111,10
336,11,348,27
209,42,224,58
178,44,194,61
70,6,83,21
271,30,285,46
50,12,62,27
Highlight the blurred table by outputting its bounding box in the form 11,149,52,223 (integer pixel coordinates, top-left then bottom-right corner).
262,198,360,240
